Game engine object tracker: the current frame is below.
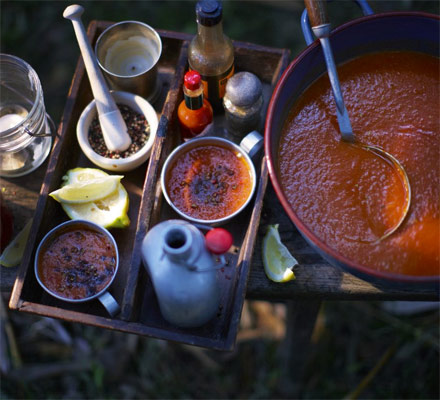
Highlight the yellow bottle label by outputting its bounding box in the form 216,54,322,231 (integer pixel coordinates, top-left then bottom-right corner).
191,64,234,104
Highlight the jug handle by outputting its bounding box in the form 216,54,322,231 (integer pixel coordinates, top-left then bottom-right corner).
301,0,373,46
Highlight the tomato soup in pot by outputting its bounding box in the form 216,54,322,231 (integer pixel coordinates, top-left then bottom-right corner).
278,51,439,277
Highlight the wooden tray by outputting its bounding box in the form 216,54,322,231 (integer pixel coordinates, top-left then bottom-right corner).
9,21,290,351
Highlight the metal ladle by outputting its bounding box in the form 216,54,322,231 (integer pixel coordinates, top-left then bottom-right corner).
304,0,411,241
64,4,132,152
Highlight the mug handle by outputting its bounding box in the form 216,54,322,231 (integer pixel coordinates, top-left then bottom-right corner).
98,291,121,317
301,0,374,46
240,130,263,159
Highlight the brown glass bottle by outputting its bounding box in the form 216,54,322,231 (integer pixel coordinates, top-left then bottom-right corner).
188,1,234,111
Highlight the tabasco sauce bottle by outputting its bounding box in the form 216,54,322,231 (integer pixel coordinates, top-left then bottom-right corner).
178,70,213,139
188,0,234,111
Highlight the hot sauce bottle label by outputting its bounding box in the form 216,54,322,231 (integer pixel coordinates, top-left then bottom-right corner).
191,64,234,103
184,94,204,110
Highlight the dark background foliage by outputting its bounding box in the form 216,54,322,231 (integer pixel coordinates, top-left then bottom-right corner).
1,1,439,399
1,0,438,123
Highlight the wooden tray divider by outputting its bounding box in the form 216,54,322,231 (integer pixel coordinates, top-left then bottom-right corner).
120,41,189,321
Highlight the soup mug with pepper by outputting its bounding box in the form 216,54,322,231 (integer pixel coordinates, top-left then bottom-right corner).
34,219,120,317
161,131,262,226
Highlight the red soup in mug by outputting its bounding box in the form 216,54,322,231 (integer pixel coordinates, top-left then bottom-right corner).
37,225,117,300
165,143,254,221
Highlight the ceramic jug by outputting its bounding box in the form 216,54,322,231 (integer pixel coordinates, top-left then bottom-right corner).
141,219,225,328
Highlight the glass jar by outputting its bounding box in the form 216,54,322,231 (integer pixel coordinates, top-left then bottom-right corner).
0,54,53,177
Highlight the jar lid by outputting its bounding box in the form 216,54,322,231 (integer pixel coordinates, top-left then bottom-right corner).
184,70,202,90
224,72,262,107
196,1,222,27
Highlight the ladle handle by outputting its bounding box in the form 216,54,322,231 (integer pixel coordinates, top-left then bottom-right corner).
304,0,329,28
63,4,118,116
304,0,355,142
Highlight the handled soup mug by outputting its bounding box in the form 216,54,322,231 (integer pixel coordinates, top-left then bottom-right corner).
34,219,120,316
161,131,262,226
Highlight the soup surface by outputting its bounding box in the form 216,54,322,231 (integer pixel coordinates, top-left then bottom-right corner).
166,144,253,220
38,226,117,299
279,51,439,276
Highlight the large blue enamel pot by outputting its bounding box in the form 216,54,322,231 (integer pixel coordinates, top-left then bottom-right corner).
265,11,440,289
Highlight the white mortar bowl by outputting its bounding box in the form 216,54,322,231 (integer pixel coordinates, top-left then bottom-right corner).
77,91,158,172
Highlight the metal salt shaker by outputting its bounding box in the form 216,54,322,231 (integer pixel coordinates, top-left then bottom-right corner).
223,71,263,140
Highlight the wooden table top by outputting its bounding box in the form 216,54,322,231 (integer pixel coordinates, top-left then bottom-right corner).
1,161,438,302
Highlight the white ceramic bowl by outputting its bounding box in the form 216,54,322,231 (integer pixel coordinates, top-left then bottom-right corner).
77,91,158,172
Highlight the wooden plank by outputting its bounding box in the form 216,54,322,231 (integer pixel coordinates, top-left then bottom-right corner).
246,183,440,301
278,300,322,397
120,39,190,321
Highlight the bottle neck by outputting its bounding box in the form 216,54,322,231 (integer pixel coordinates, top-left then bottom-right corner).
197,21,225,47
162,225,195,263
183,85,204,110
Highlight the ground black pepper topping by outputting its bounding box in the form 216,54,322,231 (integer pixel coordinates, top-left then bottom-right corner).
88,104,150,159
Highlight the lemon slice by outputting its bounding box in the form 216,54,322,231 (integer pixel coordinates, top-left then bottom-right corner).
262,224,298,282
0,219,33,267
49,175,124,204
63,167,109,183
52,167,130,228
61,183,130,228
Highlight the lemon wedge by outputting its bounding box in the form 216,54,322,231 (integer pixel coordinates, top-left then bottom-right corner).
262,224,298,282
0,219,33,267
49,175,124,204
63,167,109,182
52,167,130,229
61,183,130,228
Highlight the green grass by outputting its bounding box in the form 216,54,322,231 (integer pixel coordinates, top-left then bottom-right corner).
1,0,438,121
1,300,438,399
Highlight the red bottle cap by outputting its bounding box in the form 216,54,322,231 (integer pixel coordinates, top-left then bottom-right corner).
205,228,233,255
184,70,202,90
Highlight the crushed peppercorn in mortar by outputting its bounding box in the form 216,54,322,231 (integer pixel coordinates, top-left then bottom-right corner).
88,104,150,159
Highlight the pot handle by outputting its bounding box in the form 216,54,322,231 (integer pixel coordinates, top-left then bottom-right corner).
301,0,373,46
